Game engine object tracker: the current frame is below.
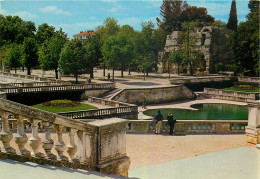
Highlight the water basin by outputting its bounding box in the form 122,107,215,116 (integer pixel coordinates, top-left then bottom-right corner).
143,103,248,121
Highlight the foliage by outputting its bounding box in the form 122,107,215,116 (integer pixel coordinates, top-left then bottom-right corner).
169,50,184,75
102,32,135,80
22,37,39,75
59,39,88,83
0,15,36,47
33,102,98,113
36,23,56,44
181,21,202,75
96,17,120,42
157,0,214,34
227,0,238,31
230,0,259,76
39,29,68,79
83,34,102,78
43,99,79,107
4,43,23,73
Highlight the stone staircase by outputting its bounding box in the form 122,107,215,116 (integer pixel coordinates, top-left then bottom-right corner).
195,92,211,100
101,88,123,100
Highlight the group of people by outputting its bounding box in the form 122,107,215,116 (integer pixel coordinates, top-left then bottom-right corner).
154,110,176,135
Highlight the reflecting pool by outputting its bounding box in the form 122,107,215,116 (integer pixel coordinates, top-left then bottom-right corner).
143,103,248,121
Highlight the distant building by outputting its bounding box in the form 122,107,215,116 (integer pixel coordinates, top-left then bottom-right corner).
73,30,96,42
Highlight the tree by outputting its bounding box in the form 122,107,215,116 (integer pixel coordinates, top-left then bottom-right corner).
102,32,135,81
181,21,201,76
226,0,238,31
59,39,87,83
4,43,23,73
157,0,214,34
96,17,120,76
39,29,67,79
22,37,39,75
84,34,102,79
169,50,184,75
231,0,259,76
36,23,56,44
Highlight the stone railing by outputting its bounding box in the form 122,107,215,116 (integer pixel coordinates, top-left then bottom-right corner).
127,120,248,134
238,77,260,84
0,71,61,82
0,81,70,88
0,97,130,177
58,106,138,120
204,88,259,102
170,76,236,85
88,96,136,107
0,83,115,94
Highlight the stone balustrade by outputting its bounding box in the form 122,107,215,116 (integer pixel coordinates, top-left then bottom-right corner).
238,77,260,84
0,83,115,94
88,96,136,107
0,81,70,88
204,88,259,102
58,106,138,120
170,76,236,85
127,120,248,134
0,71,61,82
0,97,130,177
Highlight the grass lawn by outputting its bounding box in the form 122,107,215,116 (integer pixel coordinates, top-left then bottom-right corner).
32,103,98,113
224,88,260,92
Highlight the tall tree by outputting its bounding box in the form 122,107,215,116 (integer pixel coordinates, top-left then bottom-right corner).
231,0,259,76
84,34,102,79
102,32,134,81
39,29,68,79
22,37,39,75
4,43,23,73
59,39,87,84
226,0,238,31
169,50,184,75
36,23,56,44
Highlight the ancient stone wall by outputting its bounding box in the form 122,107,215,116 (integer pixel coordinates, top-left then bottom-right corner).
111,85,196,105
159,26,233,74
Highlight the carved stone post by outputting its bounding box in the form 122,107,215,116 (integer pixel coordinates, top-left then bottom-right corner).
246,101,260,147
0,111,16,153
28,119,43,157
42,121,56,159
14,114,30,156
54,124,68,161
66,128,78,163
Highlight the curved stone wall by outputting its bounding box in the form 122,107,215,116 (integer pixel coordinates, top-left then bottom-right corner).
111,85,196,105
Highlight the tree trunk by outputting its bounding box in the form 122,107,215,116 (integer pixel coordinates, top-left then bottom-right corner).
27,67,31,75
103,63,106,76
189,61,193,76
90,66,94,79
121,64,124,78
178,64,180,75
168,61,170,79
55,69,58,79
112,64,115,82
143,69,145,81
15,67,17,74
75,73,78,84
128,64,131,75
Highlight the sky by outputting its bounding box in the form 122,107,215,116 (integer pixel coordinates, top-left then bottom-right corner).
0,0,250,39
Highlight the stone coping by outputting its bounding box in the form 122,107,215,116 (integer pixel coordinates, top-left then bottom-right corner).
88,118,128,127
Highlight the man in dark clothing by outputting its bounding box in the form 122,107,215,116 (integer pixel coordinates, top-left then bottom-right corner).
167,113,176,135
155,110,163,134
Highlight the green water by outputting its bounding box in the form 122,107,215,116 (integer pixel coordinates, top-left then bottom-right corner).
143,103,248,121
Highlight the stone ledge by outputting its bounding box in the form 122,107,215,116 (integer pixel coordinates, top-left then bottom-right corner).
0,152,93,171
97,156,130,177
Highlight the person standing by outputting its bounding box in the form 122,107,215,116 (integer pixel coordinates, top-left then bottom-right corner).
167,113,176,135
107,73,111,81
155,110,163,134
142,97,147,109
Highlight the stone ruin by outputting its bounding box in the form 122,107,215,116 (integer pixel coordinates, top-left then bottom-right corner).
158,26,233,75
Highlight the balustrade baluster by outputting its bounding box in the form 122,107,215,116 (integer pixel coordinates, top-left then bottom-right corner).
0,111,16,153
28,119,43,157
202,123,206,132
55,124,68,161
42,121,56,159
66,128,78,163
14,115,30,156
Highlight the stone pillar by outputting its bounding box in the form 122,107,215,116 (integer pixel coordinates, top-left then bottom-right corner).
245,101,260,147
88,118,130,177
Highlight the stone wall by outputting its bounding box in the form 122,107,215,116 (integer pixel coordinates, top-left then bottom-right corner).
160,26,233,74
111,85,196,105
